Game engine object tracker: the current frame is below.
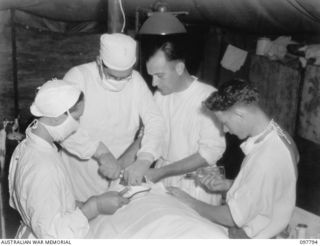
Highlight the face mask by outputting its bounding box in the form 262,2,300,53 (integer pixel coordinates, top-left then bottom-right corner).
101,76,129,92
96,57,131,92
42,111,80,142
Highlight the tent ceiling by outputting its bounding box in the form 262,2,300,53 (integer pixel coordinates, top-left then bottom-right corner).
1,0,320,34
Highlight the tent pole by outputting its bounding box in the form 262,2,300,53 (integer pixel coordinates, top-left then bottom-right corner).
107,0,122,33
10,9,19,118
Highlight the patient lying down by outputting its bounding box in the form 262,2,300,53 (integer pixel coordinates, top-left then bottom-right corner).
87,183,228,239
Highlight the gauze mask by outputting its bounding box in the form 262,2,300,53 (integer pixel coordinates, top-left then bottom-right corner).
97,57,131,92
101,75,129,92
42,111,80,142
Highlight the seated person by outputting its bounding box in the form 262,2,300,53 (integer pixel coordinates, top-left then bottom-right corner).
8,79,129,239
168,78,298,239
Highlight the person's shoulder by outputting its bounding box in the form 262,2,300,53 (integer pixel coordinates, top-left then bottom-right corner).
193,79,217,96
255,129,298,170
131,70,152,90
132,70,146,83
65,61,95,75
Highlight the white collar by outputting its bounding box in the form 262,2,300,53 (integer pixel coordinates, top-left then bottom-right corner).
240,119,274,155
25,120,58,152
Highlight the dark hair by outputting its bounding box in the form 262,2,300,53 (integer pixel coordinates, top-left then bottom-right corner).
204,79,259,111
150,41,186,63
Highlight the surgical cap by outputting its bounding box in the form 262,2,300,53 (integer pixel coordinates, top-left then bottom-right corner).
30,79,81,117
100,33,137,71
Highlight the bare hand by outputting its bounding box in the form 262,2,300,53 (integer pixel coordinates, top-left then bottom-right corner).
198,175,233,192
98,152,121,180
95,191,129,215
124,159,150,186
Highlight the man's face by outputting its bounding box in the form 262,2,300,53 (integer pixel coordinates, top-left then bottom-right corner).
215,110,249,140
146,50,180,95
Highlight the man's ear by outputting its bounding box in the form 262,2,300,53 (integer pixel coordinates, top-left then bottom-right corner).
175,61,185,76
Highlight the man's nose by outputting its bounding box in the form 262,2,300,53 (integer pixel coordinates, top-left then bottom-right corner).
152,77,159,87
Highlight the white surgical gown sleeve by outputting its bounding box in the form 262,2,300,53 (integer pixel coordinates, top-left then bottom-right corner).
135,74,165,161
198,111,226,165
61,66,100,159
28,165,89,238
227,160,277,237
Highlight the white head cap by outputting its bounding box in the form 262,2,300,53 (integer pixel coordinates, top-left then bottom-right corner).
100,33,137,71
30,79,81,118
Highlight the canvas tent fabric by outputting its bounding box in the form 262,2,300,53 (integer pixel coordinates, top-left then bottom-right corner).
0,0,319,34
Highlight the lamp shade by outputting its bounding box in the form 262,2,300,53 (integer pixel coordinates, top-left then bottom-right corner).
139,12,186,35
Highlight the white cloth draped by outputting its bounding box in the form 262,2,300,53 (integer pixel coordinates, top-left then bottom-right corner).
89,183,228,239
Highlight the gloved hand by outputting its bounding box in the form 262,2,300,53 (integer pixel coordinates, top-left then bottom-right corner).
81,190,129,220
93,142,121,180
124,159,151,186
198,175,233,192
98,152,122,180
95,190,129,214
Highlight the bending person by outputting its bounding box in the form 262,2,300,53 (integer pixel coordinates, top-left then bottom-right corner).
61,33,165,201
9,79,129,239
168,78,298,239
145,41,226,205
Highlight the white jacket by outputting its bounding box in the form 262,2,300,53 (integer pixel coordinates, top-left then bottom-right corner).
61,62,165,201
8,126,89,238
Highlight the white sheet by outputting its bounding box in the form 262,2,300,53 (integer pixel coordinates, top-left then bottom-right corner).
88,184,228,239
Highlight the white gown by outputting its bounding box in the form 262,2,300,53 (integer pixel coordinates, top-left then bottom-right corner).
154,78,226,205
226,120,298,238
8,126,89,238
61,62,165,201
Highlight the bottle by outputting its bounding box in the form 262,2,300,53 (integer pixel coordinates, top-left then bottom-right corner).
296,223,308,238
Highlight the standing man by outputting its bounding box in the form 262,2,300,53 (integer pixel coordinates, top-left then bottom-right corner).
168,79,298,238
61,33,165,202
145,41,226,205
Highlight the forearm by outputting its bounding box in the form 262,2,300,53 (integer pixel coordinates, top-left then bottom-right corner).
93,142,116,164
160,153,208,179
118,137,142,169
189,200,236,227
80,196,98,221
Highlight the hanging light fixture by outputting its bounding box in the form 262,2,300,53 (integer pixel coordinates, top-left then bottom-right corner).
138,2,187,35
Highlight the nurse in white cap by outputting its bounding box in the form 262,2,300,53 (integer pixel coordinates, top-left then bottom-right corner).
8,79,129,239
62,33,165,202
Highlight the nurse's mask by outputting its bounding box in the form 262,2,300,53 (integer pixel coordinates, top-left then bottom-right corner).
42,111,80,142
101,75,131,92
97,57,132,92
